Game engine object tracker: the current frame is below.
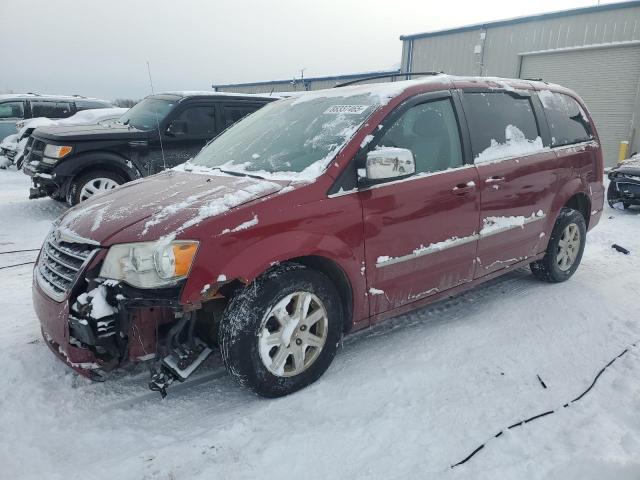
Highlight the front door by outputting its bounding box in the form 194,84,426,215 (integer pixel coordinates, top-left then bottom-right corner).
461,91,558,277
150,103,218,170
360,93,480,316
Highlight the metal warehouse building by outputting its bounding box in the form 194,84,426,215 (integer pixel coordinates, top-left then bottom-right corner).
400,0,640,165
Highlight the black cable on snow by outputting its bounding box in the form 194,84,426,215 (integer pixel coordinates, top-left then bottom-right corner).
0,261,36,270
450,341,638,469
0,248,40,255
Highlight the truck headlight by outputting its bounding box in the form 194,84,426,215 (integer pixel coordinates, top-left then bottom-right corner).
99,240,199,288
43,144,73,163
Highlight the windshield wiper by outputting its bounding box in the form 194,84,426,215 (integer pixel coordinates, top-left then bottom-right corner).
216,168,266,180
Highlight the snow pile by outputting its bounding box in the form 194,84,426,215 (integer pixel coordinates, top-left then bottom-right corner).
476,125,547,163
56,108,127,126
2,168,640,479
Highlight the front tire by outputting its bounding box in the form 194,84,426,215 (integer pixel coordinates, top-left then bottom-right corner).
530,207,586,283
67,170,124,206
219,264,342,397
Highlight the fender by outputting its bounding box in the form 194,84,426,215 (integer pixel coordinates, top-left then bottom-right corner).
181,230,368,324
53,151,143,182
544,175,591,238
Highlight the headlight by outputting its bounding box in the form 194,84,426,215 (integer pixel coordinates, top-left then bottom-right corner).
99,240,199,288
43,144,73,163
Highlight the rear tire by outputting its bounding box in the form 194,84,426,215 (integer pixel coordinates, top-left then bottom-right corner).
219,264,342,397
530,207,586,283
67,170,124,206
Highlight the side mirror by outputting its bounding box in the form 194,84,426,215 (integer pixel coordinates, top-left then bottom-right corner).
166,120,187,136
364,147,415,181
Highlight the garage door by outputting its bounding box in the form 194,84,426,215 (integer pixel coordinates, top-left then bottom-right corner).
520,45,640,166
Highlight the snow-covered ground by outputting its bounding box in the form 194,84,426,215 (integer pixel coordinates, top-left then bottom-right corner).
1,168,639,479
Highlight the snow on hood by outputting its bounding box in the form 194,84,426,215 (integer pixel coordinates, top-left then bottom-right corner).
56,171,285,246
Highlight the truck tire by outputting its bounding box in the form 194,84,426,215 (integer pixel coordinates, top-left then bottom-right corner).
67,170,125,206
219,264,343,397
530,207,586,283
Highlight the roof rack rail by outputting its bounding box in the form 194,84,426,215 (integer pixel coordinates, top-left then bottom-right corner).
334,71,444,88
72,94,87,98
26,92,41,96
523,78,546,83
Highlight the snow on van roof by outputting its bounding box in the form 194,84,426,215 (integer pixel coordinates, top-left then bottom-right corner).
288,74,543,105
0,93,108,101
158,90,280,99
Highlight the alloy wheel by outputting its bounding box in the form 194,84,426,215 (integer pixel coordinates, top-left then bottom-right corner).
258,291,328,377
556,223,581,271
79,177,119,202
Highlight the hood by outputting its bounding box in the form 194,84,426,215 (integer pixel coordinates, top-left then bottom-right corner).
616,157,640,177
33,122,147,142
57,170,287,246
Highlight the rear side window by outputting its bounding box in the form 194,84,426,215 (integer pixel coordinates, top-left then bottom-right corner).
464,92,541,162
172,106,216,136
223,104,260,129
0,101,24,119
538,91,592,147
377,98,463,173
31,101,72,118
76,100,109,110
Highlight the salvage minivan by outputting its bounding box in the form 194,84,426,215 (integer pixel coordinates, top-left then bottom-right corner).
33,75,604,397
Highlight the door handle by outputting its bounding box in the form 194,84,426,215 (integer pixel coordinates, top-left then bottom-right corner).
452,181,476,195
485,176,505,184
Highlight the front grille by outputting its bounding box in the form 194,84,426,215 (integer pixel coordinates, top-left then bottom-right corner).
36,230,98,301
24,137,45,163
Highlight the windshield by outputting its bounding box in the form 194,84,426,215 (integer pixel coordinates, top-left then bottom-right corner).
118,98,176,130
189,93,379,180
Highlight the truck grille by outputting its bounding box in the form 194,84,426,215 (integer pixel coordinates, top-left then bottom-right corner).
24,137,45,163
36,230,98,301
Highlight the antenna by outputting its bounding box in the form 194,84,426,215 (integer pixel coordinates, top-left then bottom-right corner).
146,61,166,170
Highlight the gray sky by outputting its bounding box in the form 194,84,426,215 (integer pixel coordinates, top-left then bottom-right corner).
0,0,626,100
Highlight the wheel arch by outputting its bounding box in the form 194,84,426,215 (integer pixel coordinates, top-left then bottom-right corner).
184,232,364,333
563,191,591,229
287,255,354,333
548,178,592,232
55,151,142,190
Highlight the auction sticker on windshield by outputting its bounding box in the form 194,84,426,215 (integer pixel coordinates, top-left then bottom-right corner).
324,105,369,114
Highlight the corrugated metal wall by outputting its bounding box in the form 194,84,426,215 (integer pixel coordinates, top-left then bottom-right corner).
520,44,640,165
403,6,640,77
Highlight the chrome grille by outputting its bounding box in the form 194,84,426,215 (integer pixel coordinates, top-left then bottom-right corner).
36,230,97,301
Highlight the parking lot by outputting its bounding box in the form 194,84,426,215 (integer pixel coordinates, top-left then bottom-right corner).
1,167,639,479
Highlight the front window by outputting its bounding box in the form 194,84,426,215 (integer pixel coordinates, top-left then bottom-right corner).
189,93,379,180
118,97,176,130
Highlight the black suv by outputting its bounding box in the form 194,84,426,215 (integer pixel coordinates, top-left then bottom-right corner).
23,92,275,205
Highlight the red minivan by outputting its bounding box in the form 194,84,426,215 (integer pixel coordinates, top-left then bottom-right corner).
33,75,604,397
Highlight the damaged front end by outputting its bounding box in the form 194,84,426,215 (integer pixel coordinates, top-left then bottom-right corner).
34,228,215,397
608,158,640,207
